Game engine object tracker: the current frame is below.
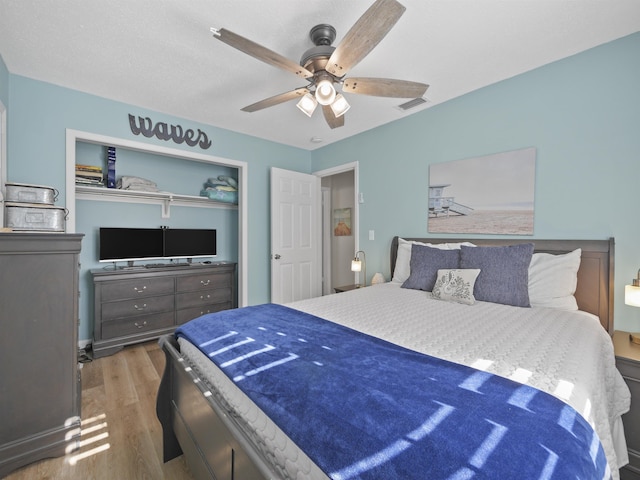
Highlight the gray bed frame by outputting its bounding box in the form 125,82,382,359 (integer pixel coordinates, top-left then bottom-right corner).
156,237,615,479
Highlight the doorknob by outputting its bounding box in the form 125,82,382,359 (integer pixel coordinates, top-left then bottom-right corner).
273,254,281,260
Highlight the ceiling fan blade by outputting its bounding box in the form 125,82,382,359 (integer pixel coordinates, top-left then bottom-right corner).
241,87,310,112
342,78,428,98
212,28,314,79
322,105,345,129
326,0,406,77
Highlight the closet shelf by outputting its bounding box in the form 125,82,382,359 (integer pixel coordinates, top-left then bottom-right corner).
75,185,237,218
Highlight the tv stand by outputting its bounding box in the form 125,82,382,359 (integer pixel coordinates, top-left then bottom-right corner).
91,262,236,358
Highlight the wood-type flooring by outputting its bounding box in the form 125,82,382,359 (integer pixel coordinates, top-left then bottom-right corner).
4,341,194,480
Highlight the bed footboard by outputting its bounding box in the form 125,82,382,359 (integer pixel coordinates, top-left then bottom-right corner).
156,334,273,480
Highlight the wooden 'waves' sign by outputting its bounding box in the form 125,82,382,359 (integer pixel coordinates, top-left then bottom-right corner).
128,114,212,149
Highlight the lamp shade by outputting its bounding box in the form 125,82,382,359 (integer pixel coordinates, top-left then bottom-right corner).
296,93,318,117
625,285,640,307
330,94,350,117
315,79,336,106
351,250,366,287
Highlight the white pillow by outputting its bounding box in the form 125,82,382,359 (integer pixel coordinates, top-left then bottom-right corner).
392,238,476,283
528,248,581,310
392,238,430,283
432,269,481,305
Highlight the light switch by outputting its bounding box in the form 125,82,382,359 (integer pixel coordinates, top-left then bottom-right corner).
369,230,375,240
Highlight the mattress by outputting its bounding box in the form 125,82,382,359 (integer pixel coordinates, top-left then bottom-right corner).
178,282,630,479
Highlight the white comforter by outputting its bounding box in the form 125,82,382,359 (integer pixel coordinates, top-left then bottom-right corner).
180,282,630,479
291,283,631,479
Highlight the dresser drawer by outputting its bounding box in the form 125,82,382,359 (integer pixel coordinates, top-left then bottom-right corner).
102,311,175,339
100,276,175,301
101,294,175,320
176,288,232,310
177,302,233,325
617,356,640,380
177,272,231,292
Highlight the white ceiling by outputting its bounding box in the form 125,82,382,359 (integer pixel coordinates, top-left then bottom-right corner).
0,1,639,150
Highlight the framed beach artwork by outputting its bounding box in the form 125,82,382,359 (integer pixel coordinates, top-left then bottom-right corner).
333,207,352,236
428,147,536,235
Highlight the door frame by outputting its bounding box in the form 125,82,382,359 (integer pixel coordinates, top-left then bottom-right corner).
313,161,360,288
321,186,332,295
0,100,6,226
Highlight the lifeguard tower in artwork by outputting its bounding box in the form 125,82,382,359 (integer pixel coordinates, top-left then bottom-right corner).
429,184,473,217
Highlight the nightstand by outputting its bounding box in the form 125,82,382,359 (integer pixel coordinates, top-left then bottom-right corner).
613,331,640,479
334,284,363,293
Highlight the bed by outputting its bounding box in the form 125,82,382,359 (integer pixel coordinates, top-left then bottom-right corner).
156,237,631,479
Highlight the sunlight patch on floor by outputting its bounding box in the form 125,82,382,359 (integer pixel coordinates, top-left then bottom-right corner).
65,412,111,466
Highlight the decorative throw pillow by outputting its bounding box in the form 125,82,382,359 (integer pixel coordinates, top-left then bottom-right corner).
392,238,475,283
528,248,581,310
432,269,481,305
392,238,431,283
460,243,534,307
401,245,460,291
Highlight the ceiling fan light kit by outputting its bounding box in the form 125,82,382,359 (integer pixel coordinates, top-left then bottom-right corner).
211,0,428,129
296,93,318,117
330,94,350,118
315,76,336,105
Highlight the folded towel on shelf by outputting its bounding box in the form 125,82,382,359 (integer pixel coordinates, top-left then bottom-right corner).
207,176,238,190
117,176,159,192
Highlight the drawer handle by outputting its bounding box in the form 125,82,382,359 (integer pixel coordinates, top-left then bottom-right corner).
200,310,211,315
133,303,147,311
200,280,211,286
134,286,147,293
134,321,148,329
200,294,211,300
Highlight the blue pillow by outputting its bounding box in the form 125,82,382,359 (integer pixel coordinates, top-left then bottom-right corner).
459,243,534,307
401,245,460,291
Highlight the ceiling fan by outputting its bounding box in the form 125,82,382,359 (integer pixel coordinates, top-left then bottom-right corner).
210,0,428,129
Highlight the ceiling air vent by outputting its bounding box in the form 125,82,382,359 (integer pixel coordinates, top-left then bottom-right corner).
395,97,429,112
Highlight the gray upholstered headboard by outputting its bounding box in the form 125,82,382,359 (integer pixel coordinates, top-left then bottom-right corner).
390,237,615,332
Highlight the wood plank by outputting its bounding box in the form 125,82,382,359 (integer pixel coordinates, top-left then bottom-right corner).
4,342,194,480
102,349,139,409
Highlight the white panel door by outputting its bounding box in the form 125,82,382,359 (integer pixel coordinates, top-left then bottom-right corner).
270,167,321,304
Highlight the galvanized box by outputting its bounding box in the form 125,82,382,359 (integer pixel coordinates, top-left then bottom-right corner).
5,182,58,205
5,202,66,232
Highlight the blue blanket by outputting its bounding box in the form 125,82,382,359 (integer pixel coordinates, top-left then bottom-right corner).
176,303,609,480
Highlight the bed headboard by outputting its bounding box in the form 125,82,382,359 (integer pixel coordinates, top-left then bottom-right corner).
390,237,615,332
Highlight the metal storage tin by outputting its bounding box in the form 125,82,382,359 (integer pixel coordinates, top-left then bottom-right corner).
5,202,67,231
5,182,58,205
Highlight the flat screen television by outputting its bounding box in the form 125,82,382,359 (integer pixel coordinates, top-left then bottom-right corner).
99,227,216,263
164,228,217,259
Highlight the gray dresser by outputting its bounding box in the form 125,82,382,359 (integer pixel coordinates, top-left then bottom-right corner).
92,262,236,358
614,331,640,479
0,233,83,477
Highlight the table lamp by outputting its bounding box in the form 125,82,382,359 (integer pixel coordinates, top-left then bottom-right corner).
624,269,640,344
351,250,366,287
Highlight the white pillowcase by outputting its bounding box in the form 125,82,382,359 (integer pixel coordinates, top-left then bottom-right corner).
528,248,581,310
392,238,476,283
432,269,481,305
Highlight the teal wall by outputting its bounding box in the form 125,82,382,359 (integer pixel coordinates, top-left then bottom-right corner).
5,75,311,341
311,32,640,332
0,54,8,107
4,32,640,339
